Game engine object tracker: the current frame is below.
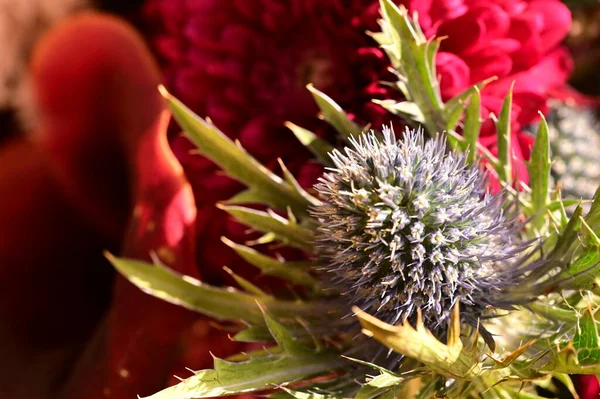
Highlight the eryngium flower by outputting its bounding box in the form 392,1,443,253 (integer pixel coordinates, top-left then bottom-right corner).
313,127,526,334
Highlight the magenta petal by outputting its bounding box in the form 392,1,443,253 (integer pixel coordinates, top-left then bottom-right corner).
475,38,521,58
463,52,513,83
512,91,546,125
436,52,470,100
488,47,573,98
437,13,485,55
508,16,542,70
576,375,600,399
426,0,468,28
525,0,572,53
467,3,510,39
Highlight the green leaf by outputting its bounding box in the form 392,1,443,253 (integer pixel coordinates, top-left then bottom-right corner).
557,247,600,291
263,311,311,356
501,390,548,399
274,373,365,399
585,186,600,232
355,373,408,399
223,238,318,287
581,216,600,247
526,302,579,324
379,0,445,136
573,308,600,365
223,266,271,297
550,206,583,261
285,122,334,166
307,84,363,141
525,207,584,286
444,78,496,129
233,326,273,342
224,189,274,206
350,362,417,399
463,88,481,165
279,388,333,399
277,159,321,207
354,304,482,380
108,254,326,325
548,199,582,212
372,100,424,123
494,83,514,185
527,114,551,232
160,86,310,217
143,351,342,399
218,205,314,251
444,130,468,153
539,309,600,374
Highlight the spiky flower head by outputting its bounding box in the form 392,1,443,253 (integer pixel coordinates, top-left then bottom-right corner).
313,127,526,335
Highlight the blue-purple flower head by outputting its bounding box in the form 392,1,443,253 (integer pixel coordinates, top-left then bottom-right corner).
312,127,529,336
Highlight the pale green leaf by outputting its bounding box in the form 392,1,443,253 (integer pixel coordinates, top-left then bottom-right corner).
223,266,271,297
444,78,496,130
277,159,321,207
160,86,309,217
494,83,514,185
263,311,311,356
527,114,551,231
585,186,600,233
279,388,333,399
143,352,342,399
218,205,314,251
379,0,445,136
463,88,481,165
233,326,273,342
548,199,582,212
307,84,363,141
108,254,326,325
572,308,600,365
223,189,273,206
355,374,407,399
354,305,482,380
372,100,424,123
285,122,334,167
223,238,318,287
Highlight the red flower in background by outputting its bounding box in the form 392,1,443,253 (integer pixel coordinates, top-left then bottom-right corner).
419,0,574,184
577,375,600,399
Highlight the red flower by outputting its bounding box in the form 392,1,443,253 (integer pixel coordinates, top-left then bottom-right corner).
23,13,205,399
404,0,574,186
576,375,600,399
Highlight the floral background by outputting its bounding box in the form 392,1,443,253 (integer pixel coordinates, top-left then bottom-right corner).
0,0,598,398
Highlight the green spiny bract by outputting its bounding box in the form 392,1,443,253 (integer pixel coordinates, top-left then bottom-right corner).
540,102,600,201
312,127,532,338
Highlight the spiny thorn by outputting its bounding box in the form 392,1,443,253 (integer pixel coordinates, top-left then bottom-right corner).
158,84,170,98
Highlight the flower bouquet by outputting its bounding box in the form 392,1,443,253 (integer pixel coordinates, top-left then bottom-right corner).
101,1,600,398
